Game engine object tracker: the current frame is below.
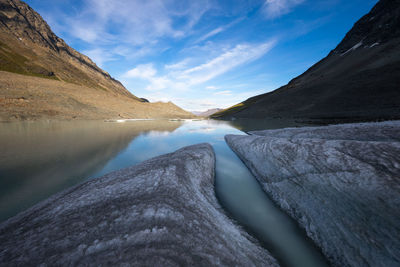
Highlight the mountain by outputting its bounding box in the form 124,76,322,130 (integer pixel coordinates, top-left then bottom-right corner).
192,108,223,117
212,0,400,123
0,0,193,121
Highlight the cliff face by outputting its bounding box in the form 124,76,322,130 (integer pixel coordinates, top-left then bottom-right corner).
0,0,194,120
213,0,400,123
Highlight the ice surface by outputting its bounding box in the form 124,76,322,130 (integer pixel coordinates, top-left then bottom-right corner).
226,121,400,266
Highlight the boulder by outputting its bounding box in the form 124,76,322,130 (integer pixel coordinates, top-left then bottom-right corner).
0,143,278,266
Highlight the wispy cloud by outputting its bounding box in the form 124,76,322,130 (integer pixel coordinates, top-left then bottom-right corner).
78,0,193,45
213,90,232,96
123,64,157,80
165,59,191,70
179,40,276,85
44,0,212,67
195,17,245,43
122,40,276,93
120,39,276,109
263,0,305,19
196,27,225,43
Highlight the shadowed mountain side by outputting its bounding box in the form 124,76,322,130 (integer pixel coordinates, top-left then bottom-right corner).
0,71,194,121
0,120,183,222
213,0,400,123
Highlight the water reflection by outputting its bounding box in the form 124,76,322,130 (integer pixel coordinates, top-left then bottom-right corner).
0,119,327,267
0,120,183,221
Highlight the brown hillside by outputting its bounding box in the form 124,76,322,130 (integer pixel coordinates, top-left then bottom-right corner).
0,0,194,120
0,71,194,121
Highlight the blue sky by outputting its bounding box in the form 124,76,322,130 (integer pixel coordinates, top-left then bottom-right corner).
25,0,378,111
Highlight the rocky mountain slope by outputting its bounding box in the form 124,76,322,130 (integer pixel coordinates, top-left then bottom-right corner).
0,0,193,120
213,0,400,123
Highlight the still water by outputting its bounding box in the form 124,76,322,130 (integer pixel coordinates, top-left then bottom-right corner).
0,119,327,267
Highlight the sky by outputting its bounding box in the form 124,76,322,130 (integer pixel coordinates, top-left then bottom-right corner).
25,0,378,111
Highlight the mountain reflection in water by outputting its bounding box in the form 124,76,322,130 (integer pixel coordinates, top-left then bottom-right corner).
0,120,183,221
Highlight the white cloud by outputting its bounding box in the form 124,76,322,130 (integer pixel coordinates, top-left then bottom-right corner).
179,40,276,85
123,64,158,81
123,40,275,93
194,17,245,43
111,46,155,60
123,64,187,92
196,27,225,43
213,90,232,96
179,88,268,111
144,77,167,91
165,59,190,70
43,0,212,66
66,0,212,46
263,0,305,19
121,40,276,109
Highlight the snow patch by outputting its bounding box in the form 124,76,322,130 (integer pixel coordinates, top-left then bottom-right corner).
341,41,363,56
369,42,379,48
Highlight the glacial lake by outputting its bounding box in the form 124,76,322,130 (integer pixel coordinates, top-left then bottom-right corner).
0,119,327,267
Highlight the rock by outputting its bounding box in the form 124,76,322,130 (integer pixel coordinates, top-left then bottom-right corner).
0,143,278,266
225,122,400,267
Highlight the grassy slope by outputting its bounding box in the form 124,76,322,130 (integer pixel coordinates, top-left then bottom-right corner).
0,40,58,80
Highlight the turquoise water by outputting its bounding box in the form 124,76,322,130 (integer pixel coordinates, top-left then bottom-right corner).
0,119,327,266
